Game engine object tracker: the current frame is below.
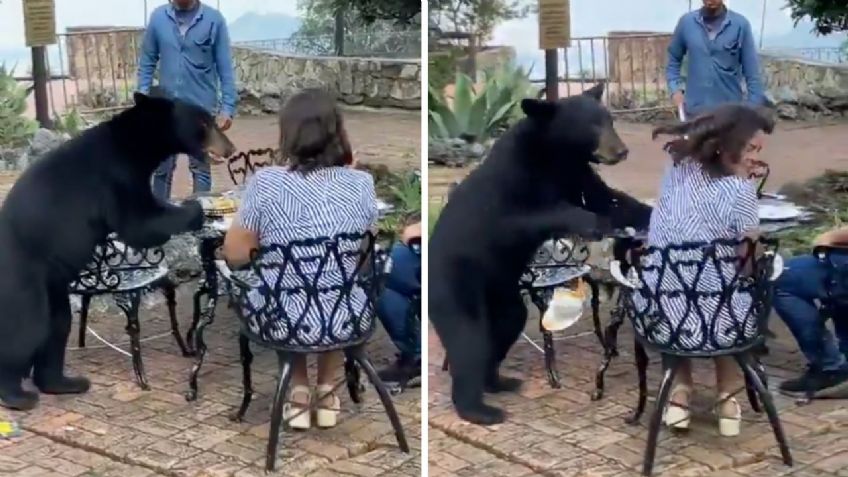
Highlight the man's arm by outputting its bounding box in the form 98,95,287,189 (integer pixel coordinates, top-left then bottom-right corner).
666,17,687,101
136,18,159,94
214,20,237,120
740,19,766,106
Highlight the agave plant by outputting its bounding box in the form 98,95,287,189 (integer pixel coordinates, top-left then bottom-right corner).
0,63,38,148
482,62,538,123
428,72,518,142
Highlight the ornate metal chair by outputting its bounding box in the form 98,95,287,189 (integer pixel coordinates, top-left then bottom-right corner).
225,147,276,186
220,231,408,472
70,234,187,390
609,237,791,476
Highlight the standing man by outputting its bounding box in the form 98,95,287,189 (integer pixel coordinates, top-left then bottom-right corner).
137,0,237,200
667,0,766,118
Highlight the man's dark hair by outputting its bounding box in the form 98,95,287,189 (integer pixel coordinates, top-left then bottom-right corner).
652,103,775,176
277,88,352,174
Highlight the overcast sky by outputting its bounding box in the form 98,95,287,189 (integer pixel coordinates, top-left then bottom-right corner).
0,0,300,50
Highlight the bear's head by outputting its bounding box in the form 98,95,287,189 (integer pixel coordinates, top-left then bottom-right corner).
131,92,236,161
519,82,628,165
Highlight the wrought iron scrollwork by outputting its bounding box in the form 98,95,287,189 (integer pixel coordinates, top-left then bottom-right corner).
226,148,278,186
520,237,591,288
228,232,386,351
621,237,780,353
69,235,167,294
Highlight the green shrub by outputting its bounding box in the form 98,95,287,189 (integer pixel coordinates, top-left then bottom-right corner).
0,64,38,147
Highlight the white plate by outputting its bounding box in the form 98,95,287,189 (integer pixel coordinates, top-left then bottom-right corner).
758,202,802,221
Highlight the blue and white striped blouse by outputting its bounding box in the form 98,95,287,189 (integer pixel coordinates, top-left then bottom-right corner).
236,166,379,346
633,161,760,351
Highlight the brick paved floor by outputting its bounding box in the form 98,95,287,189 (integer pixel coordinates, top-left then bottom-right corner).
428,120,848,477
428,311,848,477
0,110,421,476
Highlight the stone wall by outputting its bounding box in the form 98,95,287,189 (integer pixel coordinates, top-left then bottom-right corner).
233,47,421,115
760,52,848,120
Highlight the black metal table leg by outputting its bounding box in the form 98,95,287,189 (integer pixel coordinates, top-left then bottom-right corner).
344,353,364,404
77,295,92,348
117,292,149,391
231,333,254,422
529,287,560,389
592,297,625,401
185,237,221,402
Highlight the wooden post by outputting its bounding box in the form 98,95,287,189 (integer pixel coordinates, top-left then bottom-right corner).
23,0,56,129
545,50,558,100
31,46,52,128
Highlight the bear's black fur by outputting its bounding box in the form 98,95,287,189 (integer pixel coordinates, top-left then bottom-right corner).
0,93,235,410
429,83,652,425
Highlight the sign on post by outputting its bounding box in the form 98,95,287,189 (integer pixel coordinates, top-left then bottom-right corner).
23,0,57,47
538,0,571,50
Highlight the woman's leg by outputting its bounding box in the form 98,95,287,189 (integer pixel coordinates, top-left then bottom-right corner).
665,359,692,429
715,356,742,436
315,352,343,428
715,356,740,397
285,355,311,429
317,351,344,386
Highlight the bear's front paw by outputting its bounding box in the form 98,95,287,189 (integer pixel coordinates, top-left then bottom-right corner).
456,402,507,425
183,200,205,231
34,375,91,395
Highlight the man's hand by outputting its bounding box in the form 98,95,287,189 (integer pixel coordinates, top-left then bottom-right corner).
813,227,848,248
216,115,233,132
671,91,685,109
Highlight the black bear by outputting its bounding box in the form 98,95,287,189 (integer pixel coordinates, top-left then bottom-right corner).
429,83,652,425
0,93,235,410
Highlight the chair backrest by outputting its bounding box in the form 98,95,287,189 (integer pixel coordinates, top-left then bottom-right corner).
229,231,387,350
226,148,277,186
623,237,779,353
70,234,166,293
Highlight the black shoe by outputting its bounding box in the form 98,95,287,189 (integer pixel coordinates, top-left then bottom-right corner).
377,355,420,388
779,367,848,398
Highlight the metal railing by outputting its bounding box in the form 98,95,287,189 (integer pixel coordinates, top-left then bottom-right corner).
761,46,847,65
235,30,421,59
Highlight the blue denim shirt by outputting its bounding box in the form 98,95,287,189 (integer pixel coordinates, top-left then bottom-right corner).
137,3,237,118
666,9,765,116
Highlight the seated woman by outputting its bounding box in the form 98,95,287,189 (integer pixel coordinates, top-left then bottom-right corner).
772,228,848,397
637,104,774,437
376,221,422,385
223,89,378,430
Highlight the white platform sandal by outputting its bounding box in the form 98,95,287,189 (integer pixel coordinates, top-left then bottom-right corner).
663,384,691,430
716,393,742,437
315,384,341,429
283,385,312,430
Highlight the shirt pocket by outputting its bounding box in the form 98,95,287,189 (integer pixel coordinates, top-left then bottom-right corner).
186,22,217,71
712,35,741,73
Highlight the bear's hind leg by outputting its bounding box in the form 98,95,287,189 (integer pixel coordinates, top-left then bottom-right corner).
485,289,527,394
0,362,39,410
33,282,90,395
445,319,506,425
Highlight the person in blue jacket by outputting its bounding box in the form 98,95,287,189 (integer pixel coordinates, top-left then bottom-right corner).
667,0,766,117
137,0,237,199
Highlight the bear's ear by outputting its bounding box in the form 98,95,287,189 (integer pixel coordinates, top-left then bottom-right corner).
133,92,150,106
582,82,605,102
521,98,556,121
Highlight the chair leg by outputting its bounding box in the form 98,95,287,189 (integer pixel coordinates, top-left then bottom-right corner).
117,292,149,391
230,333,254,422
159,278,191,357
185,292,218,402
745,374,762,414
185,287,205,355
350,347,410,453
587,278,604,346
344,355,364,404
626,339,649,424
265,353,293,472
642,355,681,477
77,295,91,348
592,302,625,401
736,353,793,467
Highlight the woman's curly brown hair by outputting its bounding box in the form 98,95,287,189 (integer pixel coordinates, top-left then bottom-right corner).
652,103,776,176
277,88,353,173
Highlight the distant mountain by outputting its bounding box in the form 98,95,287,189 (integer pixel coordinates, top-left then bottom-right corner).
228,12,302,43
